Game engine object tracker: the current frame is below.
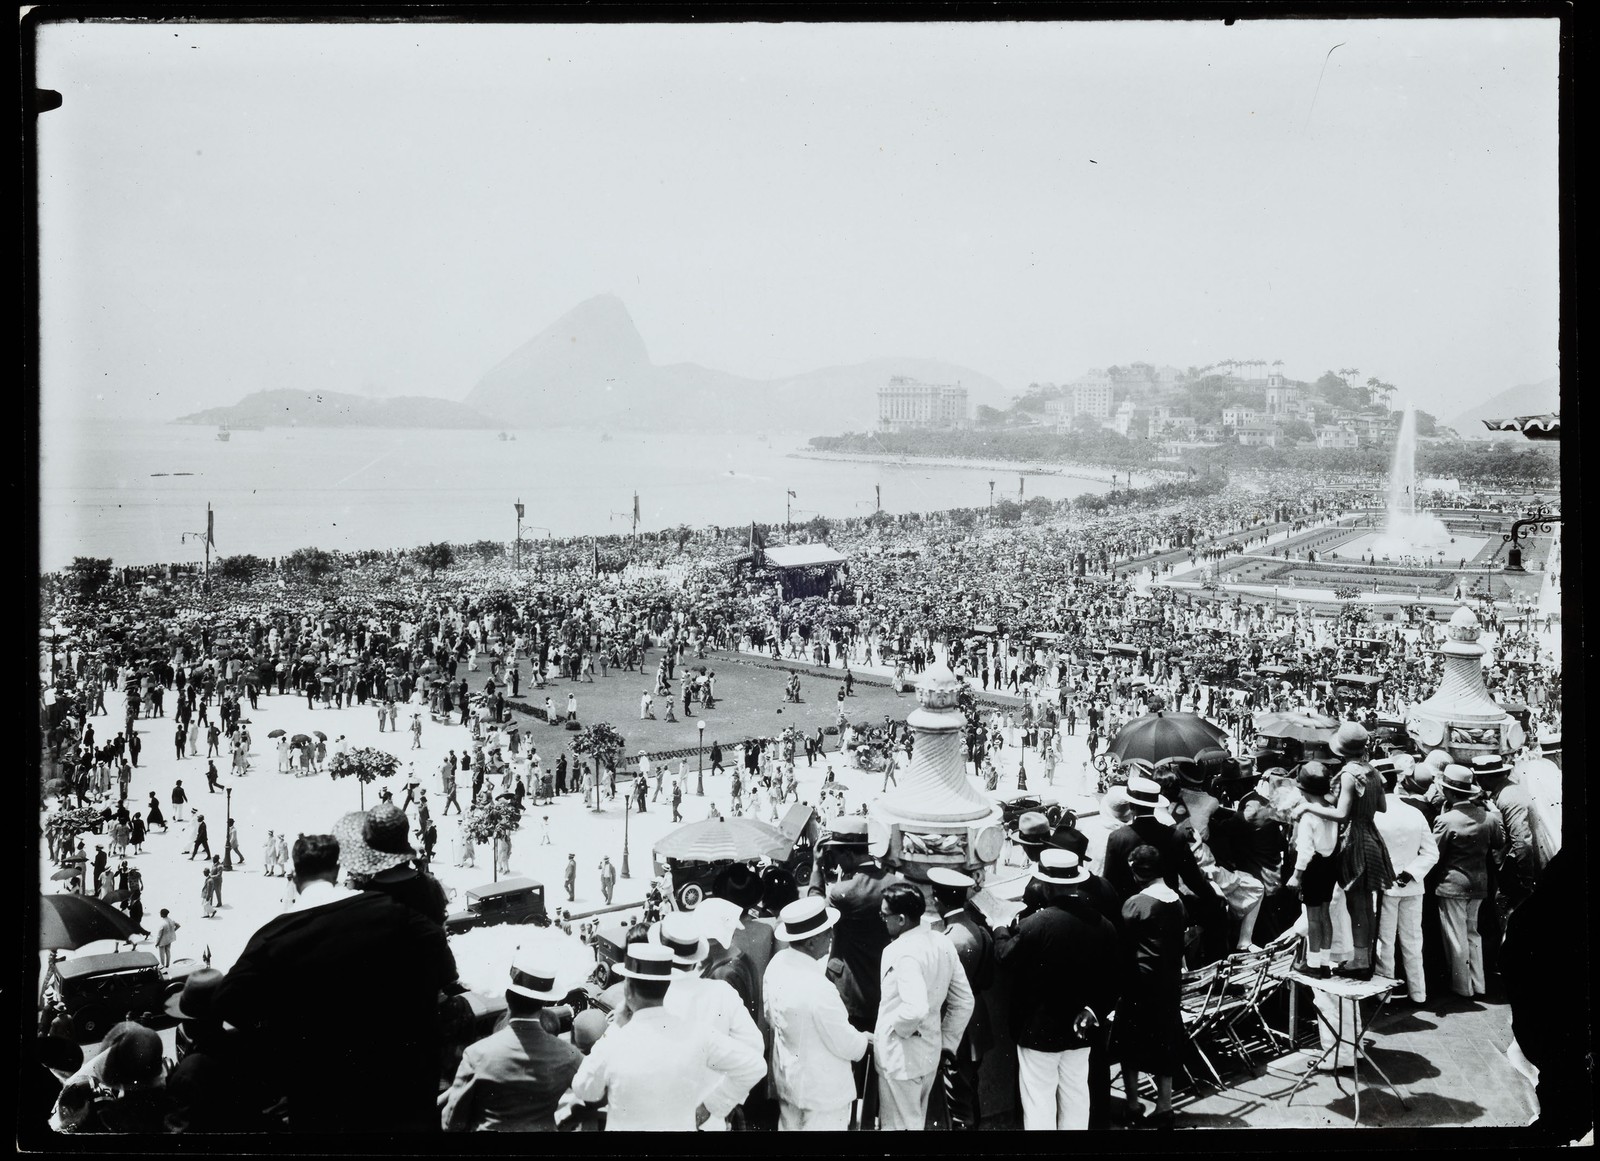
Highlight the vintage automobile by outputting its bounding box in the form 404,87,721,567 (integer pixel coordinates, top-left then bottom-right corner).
657,805,817,914
1331,672,1385,705
443,876,550,935
44,951,201,1042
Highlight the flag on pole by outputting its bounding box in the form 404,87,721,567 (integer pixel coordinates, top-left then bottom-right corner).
633,493,640,523
515,502,525,519
206,505,215,548
787,490,796,499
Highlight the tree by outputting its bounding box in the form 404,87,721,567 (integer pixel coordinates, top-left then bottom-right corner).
1414,410,1439,437
414,542,454,578
993,499,1022,524
284,547,336,582
573,722,626,812
464,797,522,882
675,525,693,552
805,514,832,540
974,404,1008,427
216,554,269,582
327,746,398,810
67,557,114,598
1023,495,1055,520
1279,419,1315,444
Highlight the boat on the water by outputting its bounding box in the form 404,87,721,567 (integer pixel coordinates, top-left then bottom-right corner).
216,425,231,442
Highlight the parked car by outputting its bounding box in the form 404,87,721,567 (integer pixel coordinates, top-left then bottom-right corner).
444,877,549,935
44,951,201,1042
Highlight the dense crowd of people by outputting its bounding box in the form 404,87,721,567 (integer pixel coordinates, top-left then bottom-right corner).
35,470,1570,1135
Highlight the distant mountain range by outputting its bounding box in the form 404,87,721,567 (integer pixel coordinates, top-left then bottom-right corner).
1445,377,1560,439
178,294,1008,433
176,389,500,430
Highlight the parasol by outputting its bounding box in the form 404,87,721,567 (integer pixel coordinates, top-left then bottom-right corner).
1107,712,1230,764
652,818,792,864
40,894,148,950
1252,711,1339,743
313,730,328,741
291,733,312,746
50,867,81,881
267,729,286,738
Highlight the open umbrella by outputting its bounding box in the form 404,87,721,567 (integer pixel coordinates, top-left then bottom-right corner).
1107,711,1230,764
267,728,286,738
40,894,148,950
291,734,312,746
652,818,792,864
49,867,81,881
312,730,328,741
1252,711,1339,744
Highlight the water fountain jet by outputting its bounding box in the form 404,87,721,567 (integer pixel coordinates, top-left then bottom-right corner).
1368,405,1452,559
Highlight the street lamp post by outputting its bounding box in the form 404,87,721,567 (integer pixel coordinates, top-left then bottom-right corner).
222,787,233,871
621,788,631,879
514,500,524,569
697,720,706,796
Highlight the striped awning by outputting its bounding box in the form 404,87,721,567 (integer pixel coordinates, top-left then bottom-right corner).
1483,413,1561,440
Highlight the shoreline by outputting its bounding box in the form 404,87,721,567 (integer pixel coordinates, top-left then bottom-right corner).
788,448,1166,487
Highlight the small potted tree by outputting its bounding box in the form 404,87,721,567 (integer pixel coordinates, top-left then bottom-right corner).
327,746,399,810
572,722,626,814
464,796,522,883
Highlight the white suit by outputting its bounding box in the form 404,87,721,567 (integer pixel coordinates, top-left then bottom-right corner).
874,924,975,1130
764,946,870,1130
1374,793,1439,1001
666,971,765,1130
565,1006,764,1132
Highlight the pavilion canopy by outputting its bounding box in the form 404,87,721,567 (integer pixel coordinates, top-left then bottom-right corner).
761,544,846,570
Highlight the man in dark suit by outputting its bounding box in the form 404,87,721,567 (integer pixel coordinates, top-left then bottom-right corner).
929,869,994,1131
806,818,906,1033
994,850,1123,1130
214,833,458,1134
440,947,583,1132
1432,766,1505,999
1101,778,1224,942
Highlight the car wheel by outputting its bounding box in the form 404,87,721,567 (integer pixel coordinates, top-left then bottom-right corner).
74,1004,114,1041
677,881,705,910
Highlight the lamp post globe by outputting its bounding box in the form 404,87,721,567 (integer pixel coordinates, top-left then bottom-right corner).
696,721,706,796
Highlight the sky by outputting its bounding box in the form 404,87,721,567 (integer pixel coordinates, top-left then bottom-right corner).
34,18,1561,425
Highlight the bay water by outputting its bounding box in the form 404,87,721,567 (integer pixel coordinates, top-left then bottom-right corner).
39,419,1112,570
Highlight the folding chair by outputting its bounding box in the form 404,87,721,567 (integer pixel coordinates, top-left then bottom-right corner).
1229,938,1303,1059
1209,948,1272,1068
1177,960,1226,1089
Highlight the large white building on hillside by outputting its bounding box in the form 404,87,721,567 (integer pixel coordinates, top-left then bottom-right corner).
877,377,969,432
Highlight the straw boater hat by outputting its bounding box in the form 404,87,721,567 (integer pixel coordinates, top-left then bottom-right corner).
823,816,870,847
1470,754,1511,781
652,911,709,968
1032,849,1090,885
1440,765,1480,798
775,896,841,942
1123,776,1164,810
332,804,415,876
1329,722,1370,759
614,943,677,981
506,947,563,1001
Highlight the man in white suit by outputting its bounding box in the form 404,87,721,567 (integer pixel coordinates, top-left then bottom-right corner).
1374,759,1440,1002
763,897,871,1131
873,882,974,1130
654,911,765,1130
564,945,765,1131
